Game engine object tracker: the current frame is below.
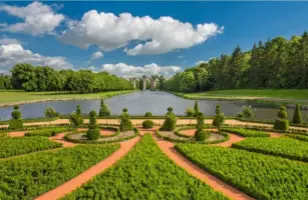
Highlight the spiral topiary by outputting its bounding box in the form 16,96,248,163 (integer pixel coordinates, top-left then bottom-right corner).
69,105,84,127
212,105,225,127
120,108,133,132
274,105,289,131
196,112,204,129
99,99,111,117
86,110,100,140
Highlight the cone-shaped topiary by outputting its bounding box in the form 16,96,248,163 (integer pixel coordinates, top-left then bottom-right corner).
212,105,225,127
120,108,133,132
161,107,177,131
292,103,303,124
194,100,199,116
76,105,82,115
99,99,111,117
9,105,23,130
196,112,204,129
86,110,100,140
274,106,289,131
69,105,84,127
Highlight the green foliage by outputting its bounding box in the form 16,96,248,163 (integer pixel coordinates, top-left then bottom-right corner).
76,105,82,115
69,105,83,126
88,110,97,126
194,100,199,115
194,129,209,141
62,134,227,200
25,127,74,137
44,106,59,118
144,112,153,117
120,108,133,132
11,105,21,119
99,99,111,117
161,107,177,131
212,105,225,127
195,112,204,129
176,144,308,200
185,107,195,117
232,137,308,161
292,103,303,124
0,137,62,158
215,105,221,115
219,128,269,137
273,119,289,131
242,105,254,119
87,110,100,140
142,120,154,129
8,119,23,130
0,145,119,200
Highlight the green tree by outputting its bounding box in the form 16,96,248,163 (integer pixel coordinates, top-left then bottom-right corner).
44,106,59,118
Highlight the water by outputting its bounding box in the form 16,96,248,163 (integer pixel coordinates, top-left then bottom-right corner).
0,91,307,121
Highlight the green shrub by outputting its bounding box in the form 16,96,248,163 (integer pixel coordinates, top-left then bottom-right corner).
120,108,133,132
220,128,269,137
69,105,83,127
274,119,289,131
242,105,254,119
212,105,225,127
292,103,303,124
194,129,209,141
25,127,74,137
185,107,195,117
9,119,23,130
45,106,59,118
161,107,177,131
196,112,204,129
193,100,199,116
99,99,111,117
144,112,153,117
142,120,154,128
87,111,100,140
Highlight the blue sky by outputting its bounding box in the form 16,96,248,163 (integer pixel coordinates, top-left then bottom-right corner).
0,1,308,76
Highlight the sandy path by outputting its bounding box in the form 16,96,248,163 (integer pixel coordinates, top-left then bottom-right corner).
35,136,140,200
154,135,254,200
8,131,27,137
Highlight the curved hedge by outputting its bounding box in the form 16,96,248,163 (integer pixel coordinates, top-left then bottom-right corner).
219,127,270,137
61,134,227,200
176,144,308,200
0,137,62,158
25,127,75,137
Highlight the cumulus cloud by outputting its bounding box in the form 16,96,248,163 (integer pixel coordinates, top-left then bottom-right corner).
101,63,181,77
0,2,65,35
0,37,21,45
0,44,73,73
91,51,103,59
59,11,223,55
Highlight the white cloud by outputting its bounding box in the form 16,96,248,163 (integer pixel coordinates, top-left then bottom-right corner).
101,63,181,77
0,37,20,45
91,51,103,59
0,2,65,35
177,55,183,59
59,10,223,55
0,44,73,73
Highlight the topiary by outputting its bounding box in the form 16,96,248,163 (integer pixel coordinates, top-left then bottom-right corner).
144,112,153,117
196,112,204,129
44,106,59,118
120,108,133,132
9,105,23,130
292,103,303,124
99,99,111,117
142,120,154,129
69,105,83,127
161,107,177,131
274,106,289,131
194,129,210,141
193,100,199,116
86,110,100,140
185,108,195,118
76,105,82,115
212,105,225,127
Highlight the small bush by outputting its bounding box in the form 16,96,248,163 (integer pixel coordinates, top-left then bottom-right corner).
161,107,177,131
185,108,195,117
45,106,59,118
242,105,254,119
196,112,204,129
212,105,225,127
8,119,23,130
292,103,303,124
142,120,154,129
273,119,289,131
99,99,111,117
144,112,153,117
86,128,100,140
194,129,210,141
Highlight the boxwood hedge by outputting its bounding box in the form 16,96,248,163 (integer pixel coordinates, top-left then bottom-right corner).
219,127,270,137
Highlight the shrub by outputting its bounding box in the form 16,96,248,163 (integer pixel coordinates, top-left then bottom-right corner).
237,113,244,118
69,105,83,127
242,105,254,119
194,129,208,141
120,108,133,132
212,105,225,127
161,107,177,131
219,128,269,137
196,112,204,129
292,103,303,124
87,110,100,140
99,99,111,117
144,112,153,117
25,127,74,137
193,100,199,116
185,108,195,117
44,106,59,118
274,106,289,131
9,105,23,130
142,120,154,128
11,105,21,119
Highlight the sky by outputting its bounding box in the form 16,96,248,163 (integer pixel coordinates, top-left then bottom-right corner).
0,1,308,77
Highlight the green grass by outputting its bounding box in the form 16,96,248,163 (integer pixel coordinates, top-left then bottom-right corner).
62,134,228,200
174,89,308,101
0,90,136,105
232,137,308,161
0,144,120,200
176,144,308,200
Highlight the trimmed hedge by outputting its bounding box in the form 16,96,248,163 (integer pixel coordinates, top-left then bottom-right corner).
0,144,119,200
176,144,308,200
219,127,270,137
25,127,75,137
142,120,154,129
273,119,289,131
0,136,62,158
8,119,23,130
286,134,308,142
194,129,210,141
62,134,227,200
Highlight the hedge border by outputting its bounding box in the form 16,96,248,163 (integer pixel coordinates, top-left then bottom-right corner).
219,128,270,137
173,125,216,138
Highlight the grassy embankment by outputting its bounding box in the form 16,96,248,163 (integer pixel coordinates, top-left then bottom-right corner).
0,90,137,106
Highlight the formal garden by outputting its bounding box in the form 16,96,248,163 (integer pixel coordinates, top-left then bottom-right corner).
1,98,308,200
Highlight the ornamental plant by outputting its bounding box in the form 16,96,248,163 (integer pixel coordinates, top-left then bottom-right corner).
193,100,199,116
273,105,289,131
9,105,23,130
242,105,254,119
69,105,84,127
194,129,207,141
44,106,59,118
99,99,111,117
120,108,133,132
185,108,195,118
86,110,100,140
161,107,177,131
144,112,153,117
292,103,303,124
212,105,225,127
196,112,204,129
142,120,154,129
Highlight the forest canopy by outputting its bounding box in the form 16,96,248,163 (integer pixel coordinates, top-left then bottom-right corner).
163,31,308,92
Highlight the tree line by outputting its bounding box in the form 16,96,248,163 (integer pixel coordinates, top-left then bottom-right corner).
0,64,133,92
163,31,308,92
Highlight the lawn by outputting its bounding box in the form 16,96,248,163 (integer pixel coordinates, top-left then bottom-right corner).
0,90,136,105
175,89,308,101
62,134,227,200
176,144,308,200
